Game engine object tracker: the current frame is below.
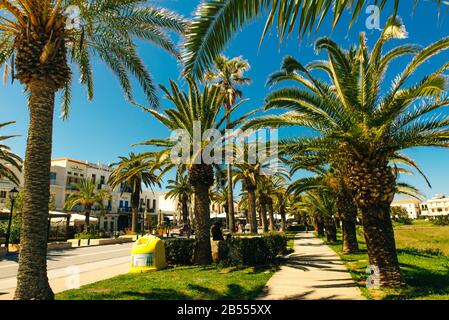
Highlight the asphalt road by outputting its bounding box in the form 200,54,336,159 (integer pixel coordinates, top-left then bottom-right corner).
0,243,134,297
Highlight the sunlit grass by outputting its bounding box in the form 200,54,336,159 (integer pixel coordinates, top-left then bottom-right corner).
325,221,449,300
56,265,275,300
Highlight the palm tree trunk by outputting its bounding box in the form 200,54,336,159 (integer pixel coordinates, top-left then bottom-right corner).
348,158,402,286
315,218,325,237
337,193,359,254
85,206,91,233
279,205,286,232
226,165,236,232
181,195,189,226
260,201,268,233
131,188,140,234
268,198,275,231
247,185,258,233
15,81,55,300
190,164,213,265
225,99,236,233
324,216,337,243
361,204,403,286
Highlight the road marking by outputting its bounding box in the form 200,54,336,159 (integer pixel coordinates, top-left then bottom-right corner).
0,245,132,269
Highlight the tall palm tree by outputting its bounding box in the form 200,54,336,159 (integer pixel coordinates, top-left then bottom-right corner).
65,178,111,231
298,191,338,242
183,0,447,77
0,1,186,300
205,55,251,232
245,18,449,286
109,152,164,234
0,121,22,185
137,78,250,264
165,169,193,228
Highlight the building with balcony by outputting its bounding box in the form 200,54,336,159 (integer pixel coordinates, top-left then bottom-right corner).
1,157,177,232
420,194,449,218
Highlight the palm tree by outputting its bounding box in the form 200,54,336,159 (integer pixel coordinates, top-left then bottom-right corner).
298,191,338,242
0,1,186,300
0,121,22,185
109,152,164,234
245,18,449,286
65,178,111,232
233,159,261,234
182,0,447,77
137,78,250,264
165,169,193,228
205,55,251,232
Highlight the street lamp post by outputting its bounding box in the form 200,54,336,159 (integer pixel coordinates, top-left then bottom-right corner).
141,196,146,236
5,187,19,253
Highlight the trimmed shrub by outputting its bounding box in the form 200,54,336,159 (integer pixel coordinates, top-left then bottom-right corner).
164,238,195,265
286,225,307,232
433,216,449,226
0,217,21,244
225,233,287,266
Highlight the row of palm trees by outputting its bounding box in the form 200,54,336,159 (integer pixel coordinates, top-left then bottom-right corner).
1,0,448,299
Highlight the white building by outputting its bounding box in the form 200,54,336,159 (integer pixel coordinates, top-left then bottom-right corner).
420,194,449,218
1,157,177,232
390,199,422,219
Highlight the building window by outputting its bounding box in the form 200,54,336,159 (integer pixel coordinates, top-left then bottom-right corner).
0,191,6,199
100,176,105,185
119,200,123,208
153,199,156,210
92,174,96,183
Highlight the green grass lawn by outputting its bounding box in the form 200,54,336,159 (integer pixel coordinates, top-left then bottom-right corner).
325,221,449,300
285,232,297,252
56,265,275,300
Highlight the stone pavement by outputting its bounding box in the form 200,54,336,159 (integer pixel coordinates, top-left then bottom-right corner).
259,232,365,300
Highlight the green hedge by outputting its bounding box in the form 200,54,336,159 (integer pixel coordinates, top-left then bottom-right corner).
164,238,195,265
225,232,287,266
162,233,287,266
286,225,307,232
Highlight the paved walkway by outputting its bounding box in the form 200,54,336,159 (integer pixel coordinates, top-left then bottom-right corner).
259,232,364,300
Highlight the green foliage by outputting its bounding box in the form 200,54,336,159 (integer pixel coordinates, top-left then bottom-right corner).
286,225,307,232
225,233,287,266
0,121,22,185
433,216,449,226
164,238,195,265
391,207,413,225
0,216,21,244
74,231,104,240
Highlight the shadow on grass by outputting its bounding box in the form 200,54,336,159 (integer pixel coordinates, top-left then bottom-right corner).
382,261,449,300
186,283,265,300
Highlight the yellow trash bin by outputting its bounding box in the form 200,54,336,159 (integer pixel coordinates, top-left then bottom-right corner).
130,235,166,273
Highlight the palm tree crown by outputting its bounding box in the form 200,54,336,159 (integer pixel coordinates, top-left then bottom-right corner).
0,0,187,111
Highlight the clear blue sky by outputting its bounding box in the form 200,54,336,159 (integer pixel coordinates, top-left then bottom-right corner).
1,1,449,198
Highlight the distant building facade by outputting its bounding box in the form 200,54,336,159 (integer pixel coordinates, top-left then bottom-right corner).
420,194,449,218
1,157,177,232
390,199,422,219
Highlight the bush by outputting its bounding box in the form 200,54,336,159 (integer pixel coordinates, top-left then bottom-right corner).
225,233,287,266
433,216,449,226
391,207,413,225
0,217,21,244
74,231,104,239
164,238,195,265
286,225,307,232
